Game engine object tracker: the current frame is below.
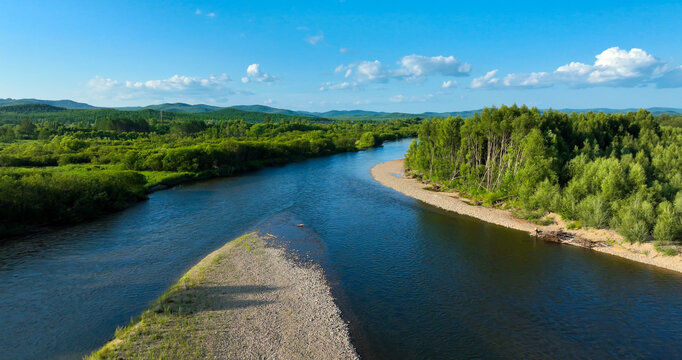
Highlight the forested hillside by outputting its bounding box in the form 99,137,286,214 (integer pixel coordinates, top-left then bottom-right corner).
406,105,682,253
0,113,419,238
0,106,323,129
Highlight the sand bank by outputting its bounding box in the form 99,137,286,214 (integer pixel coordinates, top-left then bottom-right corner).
372,159,682,274
89,232,358,359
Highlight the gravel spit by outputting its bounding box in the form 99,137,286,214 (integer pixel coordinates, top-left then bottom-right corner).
91,232,359,359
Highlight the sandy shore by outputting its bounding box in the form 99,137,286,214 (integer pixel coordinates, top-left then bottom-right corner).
372,159,682,274
90,232,358,359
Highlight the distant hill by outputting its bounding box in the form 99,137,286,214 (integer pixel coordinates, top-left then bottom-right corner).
207,107,324,121
556,107,682,116
230,105,312,117
0,103,67,113
304,109,480,120
0,98,98,109
116,103,222,113
310,108,682,120
1,97,681,119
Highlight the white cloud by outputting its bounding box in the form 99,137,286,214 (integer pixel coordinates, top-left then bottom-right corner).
241,64,276,83
389,94,407,103
501,72,552,88
397,55,471,79
471,47,682,89
323,54,470,91
355,60,389,82
470,70,500,89
389,94,435,103
322,60,389,90
87,76,120,91
264,98,273,104
195,9,215,18
339,48,350,54
124,74,230,91
442,80,457,89
87,74,232,101
319,81,354,91
306,33,324,45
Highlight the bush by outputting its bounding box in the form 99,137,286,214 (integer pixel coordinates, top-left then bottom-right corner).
525,179,560,212
653,201,681,243
560,191,580,220
58,153,91,166
577,195,611,228
355,132,376,149
614,194,656,243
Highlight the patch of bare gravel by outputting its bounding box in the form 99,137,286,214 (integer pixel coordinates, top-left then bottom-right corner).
201,233,358,359
372,159,682,274
91,232,358,359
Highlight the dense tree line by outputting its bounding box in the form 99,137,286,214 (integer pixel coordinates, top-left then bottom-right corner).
0,106,325,128
0,103,66,113
0,169,146,235
406,105,682,253
0,116,419,238
94,118,150,132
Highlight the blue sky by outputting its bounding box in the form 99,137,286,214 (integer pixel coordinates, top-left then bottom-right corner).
0,0,681,112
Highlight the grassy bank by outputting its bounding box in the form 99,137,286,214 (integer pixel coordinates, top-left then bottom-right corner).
0,117,419,239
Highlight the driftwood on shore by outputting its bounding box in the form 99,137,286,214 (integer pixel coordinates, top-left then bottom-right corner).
536,230,603,249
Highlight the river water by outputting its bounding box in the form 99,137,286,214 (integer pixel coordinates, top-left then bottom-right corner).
1,138,681,359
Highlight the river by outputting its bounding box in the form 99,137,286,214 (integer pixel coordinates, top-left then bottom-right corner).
1,138,681,359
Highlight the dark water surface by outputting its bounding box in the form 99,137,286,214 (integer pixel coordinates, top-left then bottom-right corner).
1,138,681,359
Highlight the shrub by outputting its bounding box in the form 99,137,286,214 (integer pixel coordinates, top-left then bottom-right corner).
577,195,611,228
614,194,656,243
525,179,560,212
653,201,681,243
355,132,376,149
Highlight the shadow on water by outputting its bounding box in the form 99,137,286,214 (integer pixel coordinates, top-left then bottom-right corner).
1,138,681,359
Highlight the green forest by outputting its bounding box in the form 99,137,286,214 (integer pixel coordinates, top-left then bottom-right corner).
0,106,419,238
406,105,682,254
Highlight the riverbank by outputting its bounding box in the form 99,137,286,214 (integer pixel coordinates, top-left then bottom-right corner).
372,159,682,274
89,232,358,359
0,136,418,240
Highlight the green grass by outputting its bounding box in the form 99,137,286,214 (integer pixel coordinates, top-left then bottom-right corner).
653,241,681,256
513,209,546,222
88,277,208,359
87,233,259,359
536,216,555,226
566,221,582,229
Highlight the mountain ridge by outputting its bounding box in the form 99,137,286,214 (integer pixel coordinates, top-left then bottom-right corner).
0,98,98,109
1,98,681,119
